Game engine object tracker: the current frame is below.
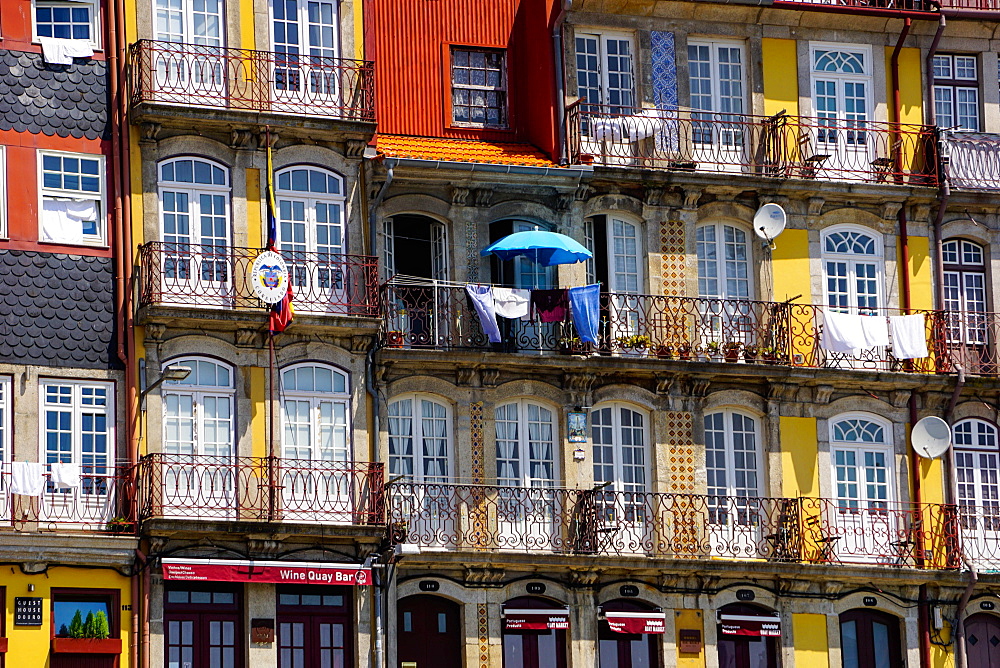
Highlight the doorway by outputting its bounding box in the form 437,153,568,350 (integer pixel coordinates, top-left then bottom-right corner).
717,603,779,668
397,595,462,668
966,613,1000,668
839,608,902,668
276,585,353,668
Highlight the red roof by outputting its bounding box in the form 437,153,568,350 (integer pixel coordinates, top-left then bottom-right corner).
376,135,559,168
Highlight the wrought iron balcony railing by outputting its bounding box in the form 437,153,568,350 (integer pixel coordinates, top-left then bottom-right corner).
0,463,133,534
138,242,380,317
388,483,961,569
136,454,385,526
128,39,375,122
566,104,938,186
943,132,1000,191
771,0,936,12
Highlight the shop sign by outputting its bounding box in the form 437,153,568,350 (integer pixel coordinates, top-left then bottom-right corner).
14,597,43,626
161,558,371,586
503,609,570,630
719,613,781,637
678,629,702,653
605,611,666,634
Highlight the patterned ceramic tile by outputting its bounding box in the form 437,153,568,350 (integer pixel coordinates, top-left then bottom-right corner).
466,221,479,281
660,219,686,296
664,411,696,493
651,31,678,152
478,604,490,668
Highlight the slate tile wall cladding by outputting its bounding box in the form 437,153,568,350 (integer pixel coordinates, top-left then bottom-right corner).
0,250,118,369
0,49,108,139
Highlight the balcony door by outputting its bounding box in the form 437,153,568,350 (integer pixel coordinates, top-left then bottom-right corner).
382,215,448,347
696,223,755,350
279,364,351,522
688,40,747,172
585,215,644,348
158,157,231,307
491,220,557,352
821,227,884,369
495,400,558,551
954,419,1000,569
153,0,226,105
575,31,637,165
271,0,343,114
810,45,874,181
397,596,462,668
942,238,991,373
588,403,649,554
161,358,236,519
829,415,898,563
704,410,765,558
275,166,349,314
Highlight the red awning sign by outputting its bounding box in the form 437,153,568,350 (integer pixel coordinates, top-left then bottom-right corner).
503,609,570,630
719,613,781,637
161,558,371,586
605,611,666,635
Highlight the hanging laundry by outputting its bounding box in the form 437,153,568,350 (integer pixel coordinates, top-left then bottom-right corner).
40,199,97,244
531,289,569,323
50,462,82,488
821,310,867,352
38,37,94,65
568,285,601,344
859,315,890,348
889,314,929,359
10,462,45,496
466,285,502,343
492,287,530,319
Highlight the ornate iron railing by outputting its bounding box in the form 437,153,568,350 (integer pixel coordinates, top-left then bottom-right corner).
138,242,380,317
943,132,1000,191
566,104,938,186
388,483,961,568
0,463,133,533
772,0,935,11
128,40,375,121
957,503,1000,571
136,454,385,525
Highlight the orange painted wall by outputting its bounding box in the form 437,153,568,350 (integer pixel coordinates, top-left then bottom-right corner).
366,0,557,155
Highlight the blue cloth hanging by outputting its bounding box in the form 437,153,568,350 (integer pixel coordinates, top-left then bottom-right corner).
466,285,502,343
568,284,601,344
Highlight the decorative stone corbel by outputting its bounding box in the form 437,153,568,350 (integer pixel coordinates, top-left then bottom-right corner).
813,385,834,405
230,128,254,150
683,188,701,210
575,183,594,201
145,323,166,343
644,187,663,207
235,328,258,348
465,566,505,586
890,389,911,408
456,367,478,387
556,192,575,212
807,197,825,217
481,368,501,387
769,381,799,403
139,122,162,144
350,335,374,352
345,139,366,157
882,201,903,221
451,187,470,206
474,188,493,208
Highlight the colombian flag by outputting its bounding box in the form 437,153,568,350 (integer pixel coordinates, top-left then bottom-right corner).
266,133,293,332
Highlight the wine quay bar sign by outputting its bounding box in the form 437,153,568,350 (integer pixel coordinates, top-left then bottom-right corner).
161,558,371,586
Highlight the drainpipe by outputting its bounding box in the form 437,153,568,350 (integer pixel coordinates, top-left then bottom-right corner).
954,565,979,668
552,0,573,164
926,11,951,310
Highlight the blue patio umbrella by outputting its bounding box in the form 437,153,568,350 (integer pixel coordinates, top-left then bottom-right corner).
480,230,593,267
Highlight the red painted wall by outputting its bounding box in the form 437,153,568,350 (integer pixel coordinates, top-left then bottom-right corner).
0,0,108,61
366,0,558,156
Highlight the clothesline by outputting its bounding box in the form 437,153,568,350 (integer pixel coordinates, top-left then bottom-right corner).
821,310,928,359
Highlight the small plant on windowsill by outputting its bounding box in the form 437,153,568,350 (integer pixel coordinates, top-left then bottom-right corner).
617,335,651,357
723,342,742,362
559,336,585,355
106,516,132,534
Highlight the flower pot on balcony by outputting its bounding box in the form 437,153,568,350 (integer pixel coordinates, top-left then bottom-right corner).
724,346,741,363
52,638,123,654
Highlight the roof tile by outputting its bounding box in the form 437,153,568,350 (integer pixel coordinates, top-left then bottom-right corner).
376,135,559,168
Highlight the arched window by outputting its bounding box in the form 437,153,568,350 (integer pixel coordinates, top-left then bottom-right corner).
501,597,569,668
954,418,999,523
162,357,234,458
280,363,350,463
822,227,883,314
598,599,662,668
388,394,451,483
829,414,894,510
717,603,780,668
591,403,648,493
704,410,761,499
489,219,557,290
943,238,988,346
382,214,448,281
810,45,871,165
839,609,902,668
157,157,231,302
696,223,751,300
495,400,556,487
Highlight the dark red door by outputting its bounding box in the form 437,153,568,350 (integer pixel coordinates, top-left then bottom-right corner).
502,597,567,668
276,585,353,668
716,604,778,668
966,613,1000,668
839,609,902,668
597,600,659,668
397,595,462,668
164,584,243,668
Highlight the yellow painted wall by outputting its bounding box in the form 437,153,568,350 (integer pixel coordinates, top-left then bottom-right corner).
771,228,811,303
246,168,263,249
762,39,799,118
3,568,132,667
792,613,828,666
905,235,933,313
780,416,819,497
674,609,705,667
884,46,923,125
250,366,267,459
240,0,256,48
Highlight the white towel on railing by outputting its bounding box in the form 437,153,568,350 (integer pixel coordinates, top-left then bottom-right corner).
38,37,94,65
822,310,867,352
859,315,890,348
10,462,45,496
51,462,81,488
889,314,928,359
492,288,530,319
591,109,665,142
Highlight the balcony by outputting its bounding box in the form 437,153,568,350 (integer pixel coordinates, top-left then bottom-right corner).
566,105,938,187
771,0,937,13
0,464,132,534
127,40,375,140
136,454,384,527
943,132,1000,191
138,243,380,323
388,483,960,570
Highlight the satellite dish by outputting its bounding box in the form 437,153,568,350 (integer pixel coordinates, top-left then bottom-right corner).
911,416,952,460
753,203,787,241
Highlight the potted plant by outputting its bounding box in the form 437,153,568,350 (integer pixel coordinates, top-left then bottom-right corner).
706,341,722,362
386,330,405,348
656,344,676,360
52,609,121,654
559,336,584,355
617,334,651,357
677,344,692,361
759,346,777,365
723,342,742,363
106,516,131,534
579,153,595,165
743,345,758,363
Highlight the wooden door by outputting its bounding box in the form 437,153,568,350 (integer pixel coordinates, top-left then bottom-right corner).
966,613,1000,668
839,609,902,668
397,595,461,668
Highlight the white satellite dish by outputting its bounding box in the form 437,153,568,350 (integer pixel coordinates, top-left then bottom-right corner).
911,416,952,460
753,203,787,241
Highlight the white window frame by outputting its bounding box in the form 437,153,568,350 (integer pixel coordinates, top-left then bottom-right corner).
686,38,747,116
933,54,980,132
821,224,884,313
381,216,449,281
274,165,347,256
696,222,753,300
161,357,235,458
39,378,115,473
157,156,231,247
954,418,999,511
809,42,873,115
387,393,452,484
155,0,224,46
38,150,106,247
494,399,558,488
0,375,10,465
279,363,351,463
574,29,637,111
270,0,340,59
33,0,101,48
450,46,509,129
704,409,762,499
590,402,648,494
829,412,895,510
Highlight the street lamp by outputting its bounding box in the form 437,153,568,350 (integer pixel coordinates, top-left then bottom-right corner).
139,364,191,408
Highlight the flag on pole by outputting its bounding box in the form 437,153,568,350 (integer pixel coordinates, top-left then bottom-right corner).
269,281,294,334
265,129,278,249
